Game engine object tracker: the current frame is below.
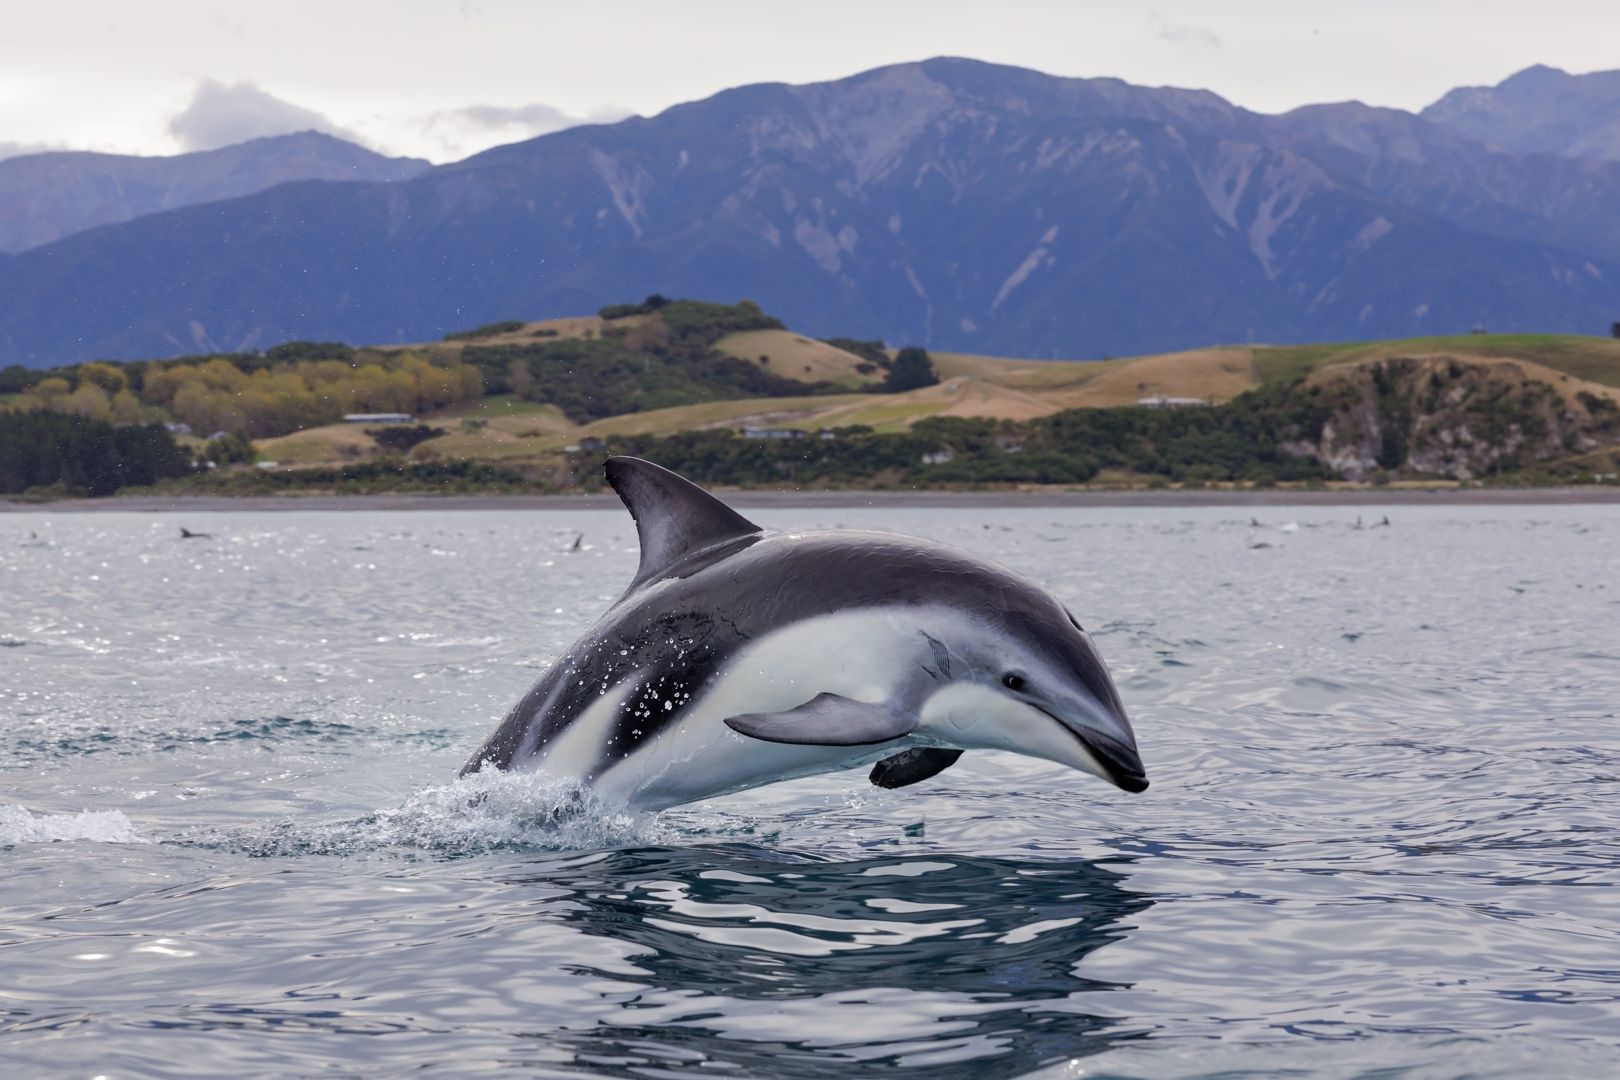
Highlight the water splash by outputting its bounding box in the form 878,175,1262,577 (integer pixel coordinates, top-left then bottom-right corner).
0,804,146,845
191,768,662,858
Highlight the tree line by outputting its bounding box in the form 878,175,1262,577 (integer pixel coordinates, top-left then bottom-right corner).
582,382,1337,489
6,351,483,439
0,412,193,496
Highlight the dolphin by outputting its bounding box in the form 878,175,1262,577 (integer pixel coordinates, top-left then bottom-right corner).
461,457,1147,810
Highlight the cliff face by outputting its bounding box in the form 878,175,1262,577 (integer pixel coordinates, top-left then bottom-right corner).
1282,356,1620,480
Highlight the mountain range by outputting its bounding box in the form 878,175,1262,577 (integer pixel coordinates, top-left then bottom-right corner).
1423,64,1620,161
5,60,1620,367
0,132,428,254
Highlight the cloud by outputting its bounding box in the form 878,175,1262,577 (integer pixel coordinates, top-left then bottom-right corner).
168,79,364,152
454,102,582,130
0,139,60,162
156,82,631,162
410,101,633,161
1149,13,1221,50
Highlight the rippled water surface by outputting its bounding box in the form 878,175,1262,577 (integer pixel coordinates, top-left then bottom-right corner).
3,504,1618,1078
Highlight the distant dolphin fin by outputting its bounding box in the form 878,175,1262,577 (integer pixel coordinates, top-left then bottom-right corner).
605,457,763,592
869,747,964,789
724,693,919,746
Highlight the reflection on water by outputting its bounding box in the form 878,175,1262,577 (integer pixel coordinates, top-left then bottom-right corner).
525,847,1150,1077
0,835,1149,1078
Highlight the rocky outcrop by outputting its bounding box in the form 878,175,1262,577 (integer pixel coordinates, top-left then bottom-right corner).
1282,356,1620,480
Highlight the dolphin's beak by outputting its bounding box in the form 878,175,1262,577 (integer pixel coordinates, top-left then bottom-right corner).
1074,725,1150,793
1039,702,1149,793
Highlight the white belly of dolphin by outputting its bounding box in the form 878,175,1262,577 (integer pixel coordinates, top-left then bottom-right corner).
571,607,938,810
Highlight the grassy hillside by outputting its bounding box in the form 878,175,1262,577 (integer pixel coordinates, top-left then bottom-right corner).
8,300,1620,497
164,330,1620,472
407,314,636,353
713,330,883,388
236,331,1620,489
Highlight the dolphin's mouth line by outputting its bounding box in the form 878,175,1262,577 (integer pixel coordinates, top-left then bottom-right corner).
1037,706,1150,793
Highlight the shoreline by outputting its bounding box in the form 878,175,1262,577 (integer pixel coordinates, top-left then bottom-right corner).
5,487,1620,512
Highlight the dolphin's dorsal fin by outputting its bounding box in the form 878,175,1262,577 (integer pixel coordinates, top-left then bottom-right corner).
605,457,763,592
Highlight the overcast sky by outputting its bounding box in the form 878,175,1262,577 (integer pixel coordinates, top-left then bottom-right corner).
3,0,1617,163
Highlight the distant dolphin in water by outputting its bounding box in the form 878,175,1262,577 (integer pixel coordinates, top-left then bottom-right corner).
462,457,1147,810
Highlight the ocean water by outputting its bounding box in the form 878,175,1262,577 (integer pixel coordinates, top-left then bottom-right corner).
2,503,1617,1079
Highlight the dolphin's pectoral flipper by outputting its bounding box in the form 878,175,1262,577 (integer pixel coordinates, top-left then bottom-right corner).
869,747,964,789
723,693,919,746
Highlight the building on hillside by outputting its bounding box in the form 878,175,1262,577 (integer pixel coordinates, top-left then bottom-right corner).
344,413,415,424
741,427,805,440
1133,396,1210,409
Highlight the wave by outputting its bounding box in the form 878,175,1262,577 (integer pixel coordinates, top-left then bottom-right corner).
0,804,146,845
3,715,462,768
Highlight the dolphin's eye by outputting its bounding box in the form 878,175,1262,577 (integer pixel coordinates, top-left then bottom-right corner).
1001,672,1027,692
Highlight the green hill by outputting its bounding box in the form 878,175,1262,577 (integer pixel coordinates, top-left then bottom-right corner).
6,299,1620,497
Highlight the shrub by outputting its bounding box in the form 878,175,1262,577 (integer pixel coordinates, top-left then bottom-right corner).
369,425,446,452
823,338,891,368
443,320,526,342
884,347,940,393
0,365,43,394
265,341,355,362
205,429,256,465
